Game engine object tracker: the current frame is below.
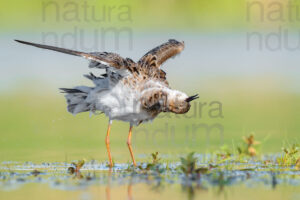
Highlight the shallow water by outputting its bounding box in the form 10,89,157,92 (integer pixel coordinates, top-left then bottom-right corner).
1,155,300,200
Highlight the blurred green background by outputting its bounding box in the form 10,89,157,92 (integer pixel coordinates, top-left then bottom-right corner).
0,0,299,163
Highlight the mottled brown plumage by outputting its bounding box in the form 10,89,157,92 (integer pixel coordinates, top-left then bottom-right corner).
15,38,197,167
15,39,193,116
139,39,185,67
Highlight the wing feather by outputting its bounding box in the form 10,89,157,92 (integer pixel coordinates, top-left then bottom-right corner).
138,39,184,67
14,40,129,70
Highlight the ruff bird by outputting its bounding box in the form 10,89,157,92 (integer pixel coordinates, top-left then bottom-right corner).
15,39,198,167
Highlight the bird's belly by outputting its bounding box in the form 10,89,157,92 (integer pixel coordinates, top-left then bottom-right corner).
93,84,153,125
112,112,153,124
104,102,153,125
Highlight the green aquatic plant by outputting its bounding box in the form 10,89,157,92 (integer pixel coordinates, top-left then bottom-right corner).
215,145,234,164
213,134,261,165
277,144,300,167
180,152,197,175
296,158,300,170
68,160,85,178
128,152,166,174
143,152,166,174
179,152,208,177
150,152,161,165
237,134,260,157
31,169,41,177
217,145,232,159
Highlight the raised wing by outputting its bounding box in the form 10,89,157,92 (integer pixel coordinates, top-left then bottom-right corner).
14,40,133,71
138,39,184,68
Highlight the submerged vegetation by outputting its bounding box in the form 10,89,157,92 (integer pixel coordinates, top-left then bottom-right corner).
1,134,300,200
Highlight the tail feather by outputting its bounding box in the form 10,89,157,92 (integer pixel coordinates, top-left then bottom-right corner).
60,88,83,93
83,72,108,87
60,87,93,114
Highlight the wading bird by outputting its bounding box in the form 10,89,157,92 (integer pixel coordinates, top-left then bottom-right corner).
15,39,198,167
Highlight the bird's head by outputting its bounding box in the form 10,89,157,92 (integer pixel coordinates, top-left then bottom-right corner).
166,90,198,114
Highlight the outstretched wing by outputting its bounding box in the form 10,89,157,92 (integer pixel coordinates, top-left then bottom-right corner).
138,39,184,68
14,40,133,71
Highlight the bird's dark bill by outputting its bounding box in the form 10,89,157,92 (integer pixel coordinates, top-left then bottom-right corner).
186,94,199,102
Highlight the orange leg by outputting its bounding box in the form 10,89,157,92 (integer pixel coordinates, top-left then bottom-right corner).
105,121,113,167
127,125,137,166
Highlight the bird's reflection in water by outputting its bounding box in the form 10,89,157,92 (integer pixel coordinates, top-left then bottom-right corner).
105,169,134,200
106,169,112,200
127,177,133,200
67,167,229,200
